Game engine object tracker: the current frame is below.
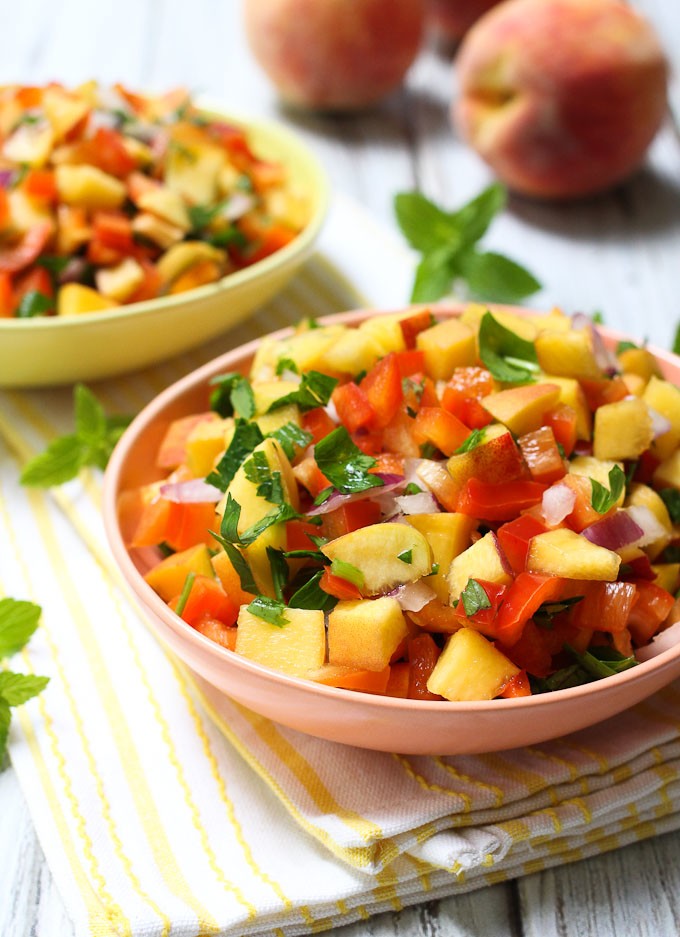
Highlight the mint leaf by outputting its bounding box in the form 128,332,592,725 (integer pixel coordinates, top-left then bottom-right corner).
289,569,338,611
209,372,255,419
410,245,458,303
672,322,680,356
266,371,338,413
450,182,507,244
460,579,492,617
617,339,640,354
246,595,288,627
16,289,53,318
266,547,289,602
0,598,42,657
478,311,539,385
20,386,131,487
454,427,487,454
590,465,626,514
206,419,263,492
0,672,50,706
267,422,313,461
394,192,461,255
314,426,383,495
460,250,542,305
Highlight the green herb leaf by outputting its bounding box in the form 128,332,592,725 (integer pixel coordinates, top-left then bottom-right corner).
206,419,263,492
397,549,413,564
314,426,383,495
211,539,258,594
478,311,539,385
20,385,131,487
209,372,255,419
672,322,680,356
275,357,299,376
330,558,365,590
288,569,338,612
394,191,461,255
590,465,626,514
0,671,50,706
410,245,458,303
0,699,10,756
533,595,584,627
403,482,423,496
244,451,285,504
0,598,42,657
460,579,492,617
266,371,338,413
459,249,542,305
220,494,303,548
659,488,680,524
617,339,640,355
16,289,53,318
267,422,313,461
246,595,288,628
565,643,638,678
174,572,196,617
454,427,487,454
266,547,289,602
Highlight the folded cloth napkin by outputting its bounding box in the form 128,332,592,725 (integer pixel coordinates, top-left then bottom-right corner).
2,195,680,937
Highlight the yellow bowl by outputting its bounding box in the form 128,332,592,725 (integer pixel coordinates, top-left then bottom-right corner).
103,305,680,755
0,108,328,389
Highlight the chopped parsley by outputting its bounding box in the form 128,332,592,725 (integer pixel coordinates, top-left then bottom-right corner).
314,426,383,495
590,464,626,514
330,558,365,590
460,579,492,617
209,372,255,419
206,419,263,492
266,370,338,413
454,427,487,454
246,595,288,628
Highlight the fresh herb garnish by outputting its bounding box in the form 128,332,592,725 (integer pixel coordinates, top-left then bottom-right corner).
174,572,196,617
403,482,423,496
246,595,288,628
530,645,637,693
20,385,131,487
394,184,541,304
206,419,263,492
15,289,53,318
0,598,49,761
244,451,285,504
460,579,492,617
533,595,584,627
213,540,258,594
330,558,365,590
267,422,313,461
218,494,306,548
209,372,255,419
590,465,626,514
397,549,413,564
616,339,640,355
454,427,487,454
659,488,680,524
288,569,338,612
266,371,338,413
314,427,383,495
672,322,680,356
478,311,539,385
275,357,299,376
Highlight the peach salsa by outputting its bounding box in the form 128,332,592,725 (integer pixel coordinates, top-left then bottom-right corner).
0,82,307,318
120,306,680,702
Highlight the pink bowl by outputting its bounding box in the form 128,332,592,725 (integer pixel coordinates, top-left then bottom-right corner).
102,304,680,754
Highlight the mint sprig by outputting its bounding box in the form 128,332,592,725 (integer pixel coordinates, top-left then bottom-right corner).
394,184,541,304
20,385,131,488
478,311,539,385
0,598,49,762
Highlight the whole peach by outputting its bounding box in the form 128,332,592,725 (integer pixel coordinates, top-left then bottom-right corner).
243,0,426,111
453,0,669,199
426,0,502,43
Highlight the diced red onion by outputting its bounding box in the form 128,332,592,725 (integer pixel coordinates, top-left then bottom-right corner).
306,473,404,516
324,399,340,424
542,483,576,526
625,505,669,547
59,257,91,285
160,478,223,503
647,406,671,439
636,619,680,662
582,509,644,550
222,191,256,221
394,491,440,515
385,579,437,612
0,169,14,188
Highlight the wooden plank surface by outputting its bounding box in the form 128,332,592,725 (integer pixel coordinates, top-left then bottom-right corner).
1,1,679,935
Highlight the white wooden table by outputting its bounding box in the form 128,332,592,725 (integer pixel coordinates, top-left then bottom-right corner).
1,2,680,934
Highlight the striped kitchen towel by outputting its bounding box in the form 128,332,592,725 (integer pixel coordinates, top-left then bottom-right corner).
2,194,680,937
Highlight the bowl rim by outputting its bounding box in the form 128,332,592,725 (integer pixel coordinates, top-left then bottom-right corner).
0,107,329,332
103,303,680,715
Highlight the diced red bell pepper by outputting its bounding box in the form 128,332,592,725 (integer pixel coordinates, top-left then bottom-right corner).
332,381,375,433
497,514,549,574
92,211,136,253
399,308,434,348
498,620,553,678
544,404,578,457
452,580,507,638
0,189,8,229
407,633,442,700
320,499,382,541
23,169,58,202
126,259,162,304
394,349,426,377
192,615,238,650
157,412,218,469
499,669,532,698
301,407,337,445
319,568,363,601
626,580,676,646
164,500,220,552
441,367,497,430
89,127,138,178
285,519,321,552
456,478,548,521
570,581,638,634
169,575,238,628
13,266,54,315
0,272,14,317
494,573,565,645
360,353,404,429
413,406,471,456
518,425,566,485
